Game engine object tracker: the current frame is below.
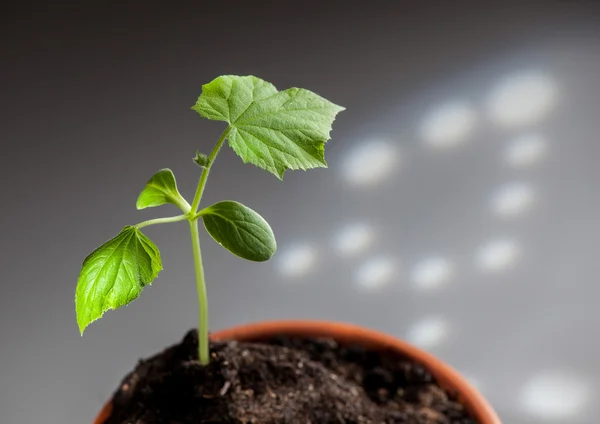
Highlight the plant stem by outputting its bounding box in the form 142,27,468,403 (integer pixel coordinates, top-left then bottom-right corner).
190,127,230,213
187,126,230,365
189,219,210,364
135,214,189,229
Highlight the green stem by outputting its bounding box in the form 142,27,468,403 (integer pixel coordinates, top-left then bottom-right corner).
189,219,210,364
173,198,192,215
187,126,230,365
190,127,230,213
135,214,189,229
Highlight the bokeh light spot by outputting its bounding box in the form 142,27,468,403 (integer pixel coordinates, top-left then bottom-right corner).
410,256,454,292
406,316,450,349
519,370,590,420
277,244,317,277
487,71,557,128
420,101,477,149
476,239,521,272
505,132,547,168
341,139,399,187
332,223,375,257
490,182,535,218
355,256,396,291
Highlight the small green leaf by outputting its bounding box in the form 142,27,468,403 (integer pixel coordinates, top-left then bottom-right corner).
192,75,345,179
75,226,162,334
198,200,276,261
193,151,209,168
136,168,189,212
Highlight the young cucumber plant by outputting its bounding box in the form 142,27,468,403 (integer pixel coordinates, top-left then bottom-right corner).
75,75,344,364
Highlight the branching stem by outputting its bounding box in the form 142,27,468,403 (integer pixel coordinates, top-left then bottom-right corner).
187,126,230,364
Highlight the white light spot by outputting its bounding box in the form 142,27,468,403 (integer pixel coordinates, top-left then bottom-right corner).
490,182,535,218
505,133,547,168
355,256,395,291
520,371,590,420
332,223,375,257
277,244,317,277
341,139,399,187
420,101,477,148
476,239,521,272
406,317,449,349
487,71,557,128
410,257,454,292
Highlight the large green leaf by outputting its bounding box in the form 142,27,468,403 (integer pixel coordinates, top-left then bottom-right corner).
192,75,345,179
136,168,189,212
198,200,276,261
75,226,162,334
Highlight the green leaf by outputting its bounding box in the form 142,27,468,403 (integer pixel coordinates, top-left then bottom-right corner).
75,226,162,334
198,200,276,261
192,75,345,179
136,168,189,212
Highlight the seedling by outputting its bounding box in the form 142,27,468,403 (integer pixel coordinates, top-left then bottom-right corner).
75,75,344,364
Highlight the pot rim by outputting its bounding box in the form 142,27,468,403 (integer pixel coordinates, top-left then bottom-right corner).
94,320,501,424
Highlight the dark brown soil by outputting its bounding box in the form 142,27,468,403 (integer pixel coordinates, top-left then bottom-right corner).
105,330,476,424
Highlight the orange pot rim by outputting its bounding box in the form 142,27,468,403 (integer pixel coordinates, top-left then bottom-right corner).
94,320,501,424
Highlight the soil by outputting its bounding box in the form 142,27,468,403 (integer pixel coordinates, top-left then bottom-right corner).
105,329,476,424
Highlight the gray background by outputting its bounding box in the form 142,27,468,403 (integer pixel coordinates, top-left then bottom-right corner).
2,1,600,423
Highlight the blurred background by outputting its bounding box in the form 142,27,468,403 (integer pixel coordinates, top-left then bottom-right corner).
2,1,600,423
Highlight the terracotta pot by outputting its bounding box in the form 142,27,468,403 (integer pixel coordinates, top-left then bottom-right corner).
93,320,501,424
